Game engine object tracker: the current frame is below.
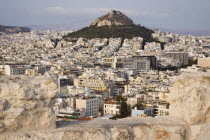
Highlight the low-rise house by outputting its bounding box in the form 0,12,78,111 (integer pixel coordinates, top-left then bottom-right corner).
104,101,120,115
131,107,154,117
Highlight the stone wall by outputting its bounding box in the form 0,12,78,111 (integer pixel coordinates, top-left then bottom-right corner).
0,120,187,140
0,72,210,140
168,73,210,125
0,75,57,133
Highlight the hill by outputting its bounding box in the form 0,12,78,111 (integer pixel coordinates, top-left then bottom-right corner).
64,25,155,41
0,25,31,33
64,10,155,41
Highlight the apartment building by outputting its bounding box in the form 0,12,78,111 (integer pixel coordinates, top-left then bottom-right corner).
158,37,172,43
126,97,143,107
102,56,157,71
122,56,156,71
131,107,145,117
0,65,5,75
150,100,169,116
154,104,169,116
59,75,73,87
76,98,99,117
144,107,154,116
102,57,114,67
4,64,46,75
74,78,116,91
25,68,38,76
4,65,28,75
197,57,210,67
164,52,189,66
36,65,47,75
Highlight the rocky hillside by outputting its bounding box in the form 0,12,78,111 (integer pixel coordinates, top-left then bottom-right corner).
90,10,134,27
0,25,31,33
64,10,155,41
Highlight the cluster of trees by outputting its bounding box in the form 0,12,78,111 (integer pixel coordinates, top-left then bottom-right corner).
157,65,180,71
110,96,147,119
132,101,146,110
158,59,198,71
188,59,198,66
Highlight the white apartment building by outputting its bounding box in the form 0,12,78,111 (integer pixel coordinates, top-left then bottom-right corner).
126,97,142,107
104,102,120,115
76,98,99,117
4,65,46,75
4,65,28,75
151,100,169,116
154,105,169,116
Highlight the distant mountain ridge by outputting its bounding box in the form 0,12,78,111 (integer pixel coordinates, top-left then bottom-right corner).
0,25,31,33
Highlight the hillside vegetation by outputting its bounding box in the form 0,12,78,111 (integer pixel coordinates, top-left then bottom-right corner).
64,25,155,42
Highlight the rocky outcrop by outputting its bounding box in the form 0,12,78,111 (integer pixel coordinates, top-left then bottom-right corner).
187,123,210,140
168,72,210,125
90,10,135,27
0,72,210,140
0,75,57,133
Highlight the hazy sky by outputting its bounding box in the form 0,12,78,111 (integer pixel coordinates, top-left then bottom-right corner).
1,0,210,31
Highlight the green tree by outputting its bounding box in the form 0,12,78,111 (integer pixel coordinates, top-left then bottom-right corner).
119,101,128,117
115,96,131,118
116,95,123,102
133,101,146,110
